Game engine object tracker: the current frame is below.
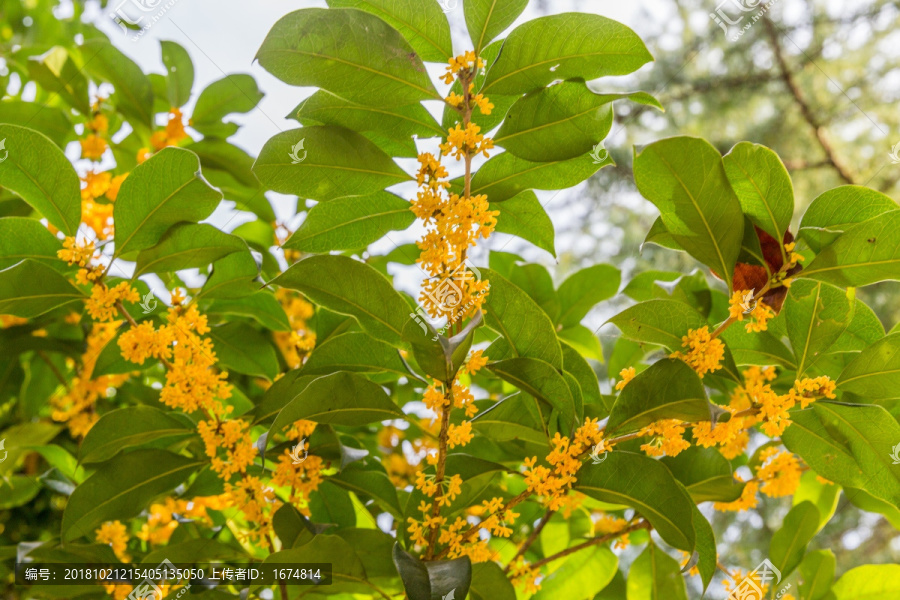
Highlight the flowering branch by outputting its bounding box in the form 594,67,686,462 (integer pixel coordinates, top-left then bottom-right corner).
529,520,651,569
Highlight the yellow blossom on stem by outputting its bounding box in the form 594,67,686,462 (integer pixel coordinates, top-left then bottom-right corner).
86,282,140,322
756,447,802,497
615,366,636,390
80,134,108,160
81,170,112,201
639,419,690,457
745,300,775,333
713,475,760,512
58,237,96,267
95,520,130,562
670,326,724,378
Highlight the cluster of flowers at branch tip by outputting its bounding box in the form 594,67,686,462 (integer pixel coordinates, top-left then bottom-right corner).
412,52,498,323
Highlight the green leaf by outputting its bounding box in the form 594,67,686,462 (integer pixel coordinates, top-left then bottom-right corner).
470,393,547,446
831,564,900,600
491,190,556,257
833,297,884,353
497,84,659,163
0,260,84,318
607,359,715,434
266,535,371,594
326,0,452,62
0,100,71,147
392,543,471,600
784,279,854,375
723,141,794,242
643,216,683,251
93,331,153,377
488,357,575,432
191,74,264,137
199,250,261,300
721,324,797,369
133,223,246,277
255,8,439,106
253,126,410,202
160,40,194,108
607,299,705,349
561,341,601,404
61,449,201,541
285,192,414,252
633,137,744,290
508,263,559,319
0,217,63,271
838,333,900,399
269,372,403,440
481,268,563,369
79,406,195,464
769,501,820,579
302,332,410,378
271,254,410,346
559,326,604,363
793,471,840,532
627,543,688,600
690,502,717,592
576,451,696,551
482,14,652,95
330,467,402,518
0,476,41,509
464,0,528,53
557,264,621,328
0,124,81,234
799,550,836,600
782,403,900,508
144,538,247,564
207,291,291,332
81,39,154,129
470,562,516,600
844,487,900,530
801,210,900,288
208,322,279,380
186,139,258,188
113,147,223,257
661,446,744,503
799,185,898,253
533,546,617,600
27,47,90,114
468,151,612,203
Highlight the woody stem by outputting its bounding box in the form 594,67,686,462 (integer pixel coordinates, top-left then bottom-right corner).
710,282,772,340
425,383,453,560
503,509,555,573
528,521,651,570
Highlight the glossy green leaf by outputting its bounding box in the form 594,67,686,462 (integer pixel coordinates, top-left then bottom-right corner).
633,137,744,290
801,210,900,288
285,192,414,252
723,141,794,242
799,186,897,253
607,359,715,434
837,332,900,399
482,14,652,95
464,0,528,53
253,126,410,202
26,47,90,115
61,449,201,541
0,100,71,147
561,341,601,404
0,217,63,271
207,322,279,380
690,502,717,592
799,550,836,600
770,501,820,579
133,223,246,277
327,0,452,62
199,250,260,300
0,260,84,318
468,151,612,203
79,406,195,464
533,546,617,600
559,325,604,363
266,535,371,594
255,8,439,106
469,561,516,600
207,291,290,332
481,268,563,369
271,254,410,346
160,40,194,108
302,332,410,378
831,564,900,600
491,190,556,257
607,299,705,349
497,84,659,163
784,279,854,375
393,543,471,600
81,39,154,129
557,264,621,328
833,297,884,353
269,372,403,441
782,403,900,508
793,471,840,532
0,476,41,509
721,324,796,369
488,357,575,431
114,147,223,257
626,542,688,600
661,446,744,503
191,74,264,138
186,139,258,188
0,124,81,234
576,451,696,551
330,467,402,518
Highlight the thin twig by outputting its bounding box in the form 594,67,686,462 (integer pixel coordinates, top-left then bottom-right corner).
504,510,555,573
529,521,651,570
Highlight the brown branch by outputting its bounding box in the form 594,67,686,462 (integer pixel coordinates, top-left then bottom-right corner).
762,16,854,184
432,490,531,560
504,510,555,573
37,350,69,391
529,521,651,570
425,386,453,560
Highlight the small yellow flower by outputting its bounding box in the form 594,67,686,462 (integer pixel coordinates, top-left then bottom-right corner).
615,367,636,390
80,134,108,160
670,326,724,378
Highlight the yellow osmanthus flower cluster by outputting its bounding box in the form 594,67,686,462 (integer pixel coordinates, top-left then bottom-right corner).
273,288,316,369
51,322,131,437
615,366,636,390
80,170,128,240
670,326,724,378
730,366,835,437
138,107,190,163
639,419,691,457
80,102,109,160
595,513,633,550
727,290,775,332
411,52,498,324
438,497,518,562
95,520,131,562
137,495,227,545
714,448,803,512
509,557,541,594
524,418,607,512
271,420,324,515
